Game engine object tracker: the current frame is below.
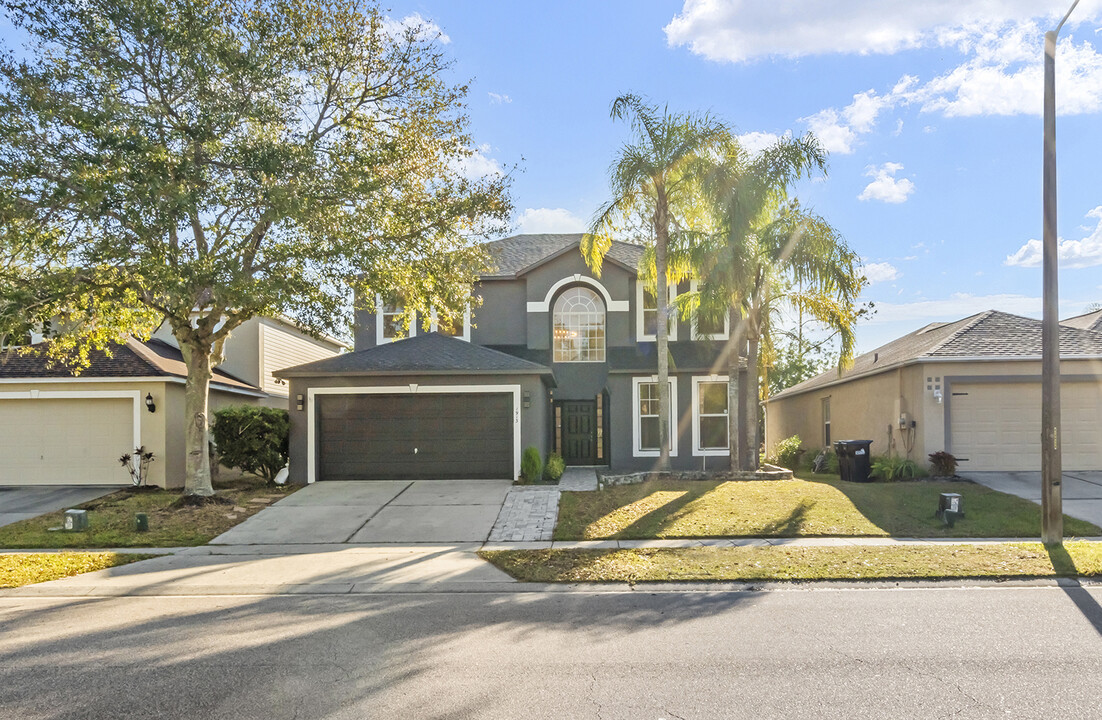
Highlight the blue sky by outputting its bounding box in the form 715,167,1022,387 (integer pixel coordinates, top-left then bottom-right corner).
389,0,1102,352
4,2,1101,353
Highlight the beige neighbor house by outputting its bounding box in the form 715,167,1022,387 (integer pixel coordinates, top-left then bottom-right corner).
0,317,344,489
765,310,1102,473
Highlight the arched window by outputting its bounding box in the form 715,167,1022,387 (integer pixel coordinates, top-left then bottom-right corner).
553,287,605,362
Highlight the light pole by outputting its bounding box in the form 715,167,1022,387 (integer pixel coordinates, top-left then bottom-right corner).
1041,0,1079,545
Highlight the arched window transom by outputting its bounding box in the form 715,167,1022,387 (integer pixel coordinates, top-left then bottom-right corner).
553,287,605,362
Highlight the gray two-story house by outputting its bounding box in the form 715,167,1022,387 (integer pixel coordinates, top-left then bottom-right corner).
278,233,733,482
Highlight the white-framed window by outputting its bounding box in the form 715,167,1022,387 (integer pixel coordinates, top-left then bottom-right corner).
822,397,831,447
553,286,605,362
692,376,730,456
430,305,471,342
689,279,729,340
636,282,679,341
632,376,678,457
375,294,416,345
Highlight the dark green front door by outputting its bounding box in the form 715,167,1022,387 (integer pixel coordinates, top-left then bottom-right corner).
561,400,597,465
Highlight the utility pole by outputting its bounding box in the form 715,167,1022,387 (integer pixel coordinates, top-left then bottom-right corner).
1041,0,1079,545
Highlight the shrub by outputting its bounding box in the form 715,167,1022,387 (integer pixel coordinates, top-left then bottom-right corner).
928,451,959,477
543,451,565,483
211,406,289,483
769,435,804,469
870,455,928,482
521,445,542,483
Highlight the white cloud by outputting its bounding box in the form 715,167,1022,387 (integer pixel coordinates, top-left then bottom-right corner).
1005,206,1102,268
382,13,450,44
863,261,901,283
515,208,587,234
736,131,781,156
452,143,503,179
858,163,916,203
664,1,1100,63
488,92,512,105
801,89,894,154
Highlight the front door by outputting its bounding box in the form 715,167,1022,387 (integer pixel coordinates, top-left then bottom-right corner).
561,400,597,465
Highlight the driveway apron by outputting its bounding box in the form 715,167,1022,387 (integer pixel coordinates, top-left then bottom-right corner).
0,486,119,528
962,471,1102,528
211,480,512,545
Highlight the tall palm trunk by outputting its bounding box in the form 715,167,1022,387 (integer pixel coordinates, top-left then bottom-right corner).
654,187,672,470
745,333,761,471
726,312,743,471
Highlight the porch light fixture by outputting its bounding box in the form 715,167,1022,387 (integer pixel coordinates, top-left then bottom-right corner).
145,392,156,414
296,394,304,411
933,388,943,404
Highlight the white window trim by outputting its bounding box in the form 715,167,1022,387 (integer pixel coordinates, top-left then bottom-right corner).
375,294,416,345
689,279,730,340
632,375,678,457
430,304,471,342
553,286,606,363
636,282,679,342
306,384,522,483
692,375,730,457
527,274,629,313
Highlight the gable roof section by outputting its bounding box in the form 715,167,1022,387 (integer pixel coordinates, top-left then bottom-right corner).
482,233,645,279
275,332,554,378
0,338,261,392
770,310,1102,401
1062,308,1102,333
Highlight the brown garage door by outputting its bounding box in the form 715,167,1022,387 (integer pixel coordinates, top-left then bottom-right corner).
317,393,514,480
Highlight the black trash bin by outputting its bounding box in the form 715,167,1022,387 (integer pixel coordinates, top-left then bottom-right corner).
833,440,874,482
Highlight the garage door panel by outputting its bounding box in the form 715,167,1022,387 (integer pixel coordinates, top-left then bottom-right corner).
0,398,134,485
317,392,513,480
951,381,1102,472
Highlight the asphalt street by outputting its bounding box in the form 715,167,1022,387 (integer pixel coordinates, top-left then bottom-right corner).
1,585,1101,719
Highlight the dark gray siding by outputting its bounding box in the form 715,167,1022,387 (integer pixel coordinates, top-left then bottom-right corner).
471,280,526,346
286,373,550,484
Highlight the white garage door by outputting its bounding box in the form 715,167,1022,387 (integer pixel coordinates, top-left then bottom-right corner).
0,397,135,485
950,381,1102,472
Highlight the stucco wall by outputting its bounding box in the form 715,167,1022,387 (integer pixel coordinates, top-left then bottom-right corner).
285,374,550,484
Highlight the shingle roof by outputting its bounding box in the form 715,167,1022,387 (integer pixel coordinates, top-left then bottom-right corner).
608,342,743,373
770,310,1102,401
1062,308,1102,333
276,332,554,377
0,338,260,392
482,233,645,279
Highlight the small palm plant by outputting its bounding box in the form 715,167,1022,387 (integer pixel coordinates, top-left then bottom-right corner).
120,446,155,487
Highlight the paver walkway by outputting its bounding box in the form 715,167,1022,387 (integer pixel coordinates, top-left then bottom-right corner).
487,468,598,542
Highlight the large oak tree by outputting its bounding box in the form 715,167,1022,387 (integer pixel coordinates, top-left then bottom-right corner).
0,0,510,495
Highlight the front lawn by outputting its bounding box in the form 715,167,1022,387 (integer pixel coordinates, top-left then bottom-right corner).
482,541,1102,583
0,552,154,588
0,475,297,548
555,475,1101,540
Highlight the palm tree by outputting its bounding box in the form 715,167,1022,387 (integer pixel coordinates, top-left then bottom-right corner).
688,133,864,470
583,94,729,469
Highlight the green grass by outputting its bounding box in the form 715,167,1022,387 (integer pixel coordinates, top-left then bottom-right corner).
482,541,1102,583
0,552,154,588
555,475,1101,540
0,475,298,548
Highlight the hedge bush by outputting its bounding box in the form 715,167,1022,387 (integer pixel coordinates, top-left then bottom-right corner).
769,435,804,469
543,451,565,483
211,406,289,483
521,446,542,483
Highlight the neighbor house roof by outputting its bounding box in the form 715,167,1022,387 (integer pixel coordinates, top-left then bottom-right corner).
1062,308,1102,333
770,310,1102,401
0,337,262,393
482,233,645,279
275,331,554,379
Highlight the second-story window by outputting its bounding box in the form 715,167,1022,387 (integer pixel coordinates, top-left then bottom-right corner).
553,287,605,362
376,294,415,344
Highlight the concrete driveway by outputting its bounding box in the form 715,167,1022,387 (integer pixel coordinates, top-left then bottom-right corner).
0,486,120,528
211,480,513,545
962,471,1102,528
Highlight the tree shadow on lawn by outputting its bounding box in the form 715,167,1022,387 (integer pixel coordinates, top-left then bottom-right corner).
799,475,1101,538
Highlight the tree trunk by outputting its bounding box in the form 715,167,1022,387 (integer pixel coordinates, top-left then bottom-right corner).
746,333,761,471
738,359,749,469
179,342,215,497
654,190,671,471
727,315,742,472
